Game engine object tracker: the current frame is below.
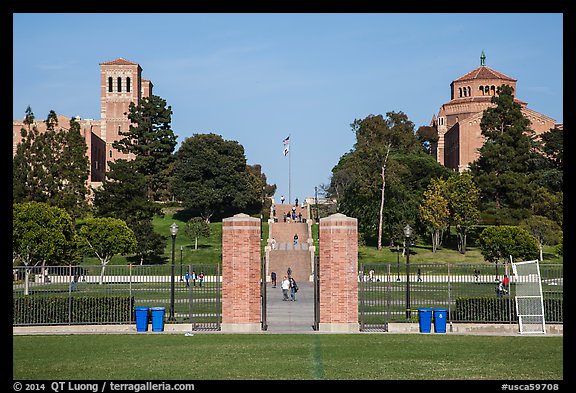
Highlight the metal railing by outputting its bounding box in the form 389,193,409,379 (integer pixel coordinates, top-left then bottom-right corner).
359,263,563,331
13,263,221,329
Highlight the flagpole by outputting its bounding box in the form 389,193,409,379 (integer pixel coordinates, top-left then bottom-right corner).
289,136,291,205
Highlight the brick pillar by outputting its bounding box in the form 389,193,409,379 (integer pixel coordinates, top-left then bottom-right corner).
221,213,262,332
319,213,359,332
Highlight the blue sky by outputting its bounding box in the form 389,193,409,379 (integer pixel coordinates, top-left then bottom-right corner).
13,13,563,204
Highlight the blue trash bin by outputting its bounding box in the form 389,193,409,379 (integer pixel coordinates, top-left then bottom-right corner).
433,308,447,333
135,307,149,332
151,307,166,332
418,308,433,333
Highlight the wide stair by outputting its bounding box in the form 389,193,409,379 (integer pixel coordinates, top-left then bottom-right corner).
265,202,314,284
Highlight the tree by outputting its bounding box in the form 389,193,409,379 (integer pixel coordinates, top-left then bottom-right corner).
469,85,538,222
478,226,539,279
345,112,421,250
419,177,449,252
519,215,562,261
13,202,78,295
77,217,137,284
112,95,177,201
171,133,261,222
93,159,165,264
446,172,480,254
185,217,211,250
13,109,90,218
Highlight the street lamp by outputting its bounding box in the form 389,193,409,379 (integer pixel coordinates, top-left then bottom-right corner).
404,224,413,319
179,246,184,282
169,222,179,321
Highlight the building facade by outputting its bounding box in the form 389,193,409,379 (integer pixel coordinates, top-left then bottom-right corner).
431,52,561,172
13,58,153,187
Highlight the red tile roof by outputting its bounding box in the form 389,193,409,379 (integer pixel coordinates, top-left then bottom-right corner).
454,66,516,82
99,58,138,66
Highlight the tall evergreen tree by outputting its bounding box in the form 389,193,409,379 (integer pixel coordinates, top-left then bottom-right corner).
112,95,177,200
469,85,538,222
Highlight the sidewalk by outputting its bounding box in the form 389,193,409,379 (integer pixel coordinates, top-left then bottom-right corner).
264,282,315,333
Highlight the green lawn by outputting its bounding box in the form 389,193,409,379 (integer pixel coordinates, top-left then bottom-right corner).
13,334,562,380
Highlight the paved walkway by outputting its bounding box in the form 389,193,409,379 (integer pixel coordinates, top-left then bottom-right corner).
264,282,315,333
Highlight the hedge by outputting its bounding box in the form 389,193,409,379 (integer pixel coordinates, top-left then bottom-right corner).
13,295,134,325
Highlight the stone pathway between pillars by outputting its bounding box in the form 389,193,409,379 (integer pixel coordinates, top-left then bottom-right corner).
265,282,315,333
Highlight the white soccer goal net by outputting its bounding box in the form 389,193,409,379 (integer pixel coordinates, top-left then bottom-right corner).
511,260,546,334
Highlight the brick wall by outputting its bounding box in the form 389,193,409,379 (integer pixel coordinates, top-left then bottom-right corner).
221,213,261,332
318,213,359,332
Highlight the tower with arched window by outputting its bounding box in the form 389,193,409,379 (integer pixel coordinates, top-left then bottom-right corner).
431,52,559,172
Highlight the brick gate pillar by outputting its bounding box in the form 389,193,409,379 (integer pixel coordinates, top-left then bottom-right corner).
319,213,359,332
221,213,262,333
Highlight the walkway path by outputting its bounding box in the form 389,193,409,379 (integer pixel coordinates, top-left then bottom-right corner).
264,282,315,333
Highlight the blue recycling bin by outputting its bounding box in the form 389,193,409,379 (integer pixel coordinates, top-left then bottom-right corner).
135,307,149,332
433,308,447,333
151,307,166,332
418,308,433,333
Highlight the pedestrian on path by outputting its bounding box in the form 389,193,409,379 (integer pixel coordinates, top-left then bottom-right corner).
287,267,292,279
290,277,298,301
185,271,190,287
281,275,290,301
271,271,277,288
191,270,197,286
198,271,204,287
293,233,299,246
281,195,285,204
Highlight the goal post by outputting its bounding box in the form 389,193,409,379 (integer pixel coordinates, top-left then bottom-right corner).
511,260,546,334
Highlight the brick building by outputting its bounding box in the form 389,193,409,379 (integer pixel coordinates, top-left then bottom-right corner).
431,52,562,172
12,58,153,188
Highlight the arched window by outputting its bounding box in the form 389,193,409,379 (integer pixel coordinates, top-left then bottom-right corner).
490,85,496,95
467,86,471,96
108,77,113,92
484,86,490,95
117,77,122,92
458,87,462,97
479,86,484,96
109,150,113,158
126,77,131,93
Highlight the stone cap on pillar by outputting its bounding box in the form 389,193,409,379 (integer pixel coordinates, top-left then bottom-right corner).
222,213,260,230
223,213,260,223
319,213,357,229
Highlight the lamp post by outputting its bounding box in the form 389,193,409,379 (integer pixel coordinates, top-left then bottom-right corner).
404,224,413,319
169,223,179,321
396,244,401,281
179,246,183,281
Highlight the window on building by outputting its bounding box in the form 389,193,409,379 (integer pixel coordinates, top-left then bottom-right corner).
118,126,121,135
490,85,496,95
109,150,113,158
126,77,131,92
467,86,471,96
108,77,113,92
117,77,122,92
458,87,462,97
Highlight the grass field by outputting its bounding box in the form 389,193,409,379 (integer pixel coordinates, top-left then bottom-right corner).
13,334,562,380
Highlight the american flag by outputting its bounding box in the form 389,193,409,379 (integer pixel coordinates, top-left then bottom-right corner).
283,136,290,145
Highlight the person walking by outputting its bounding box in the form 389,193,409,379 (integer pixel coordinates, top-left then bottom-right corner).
281,275,290,301
271,271,277,288
289,277,298,301
293,233,299,247
281,195,285,204
198,271,204,287
191,270,197,286
287,267,292,279
185,271,190,287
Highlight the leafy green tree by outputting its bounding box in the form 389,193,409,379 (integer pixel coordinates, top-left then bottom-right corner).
419,177,449,252
13,202,78,294
446,172,480,253
171,133,261,222
77,217,137,284
519,215,562,261
113,95,177,200
478,225,539,268
185,217,211,250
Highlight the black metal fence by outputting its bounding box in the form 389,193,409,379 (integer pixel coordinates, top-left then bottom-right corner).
13,263,221,330
359,263,563,331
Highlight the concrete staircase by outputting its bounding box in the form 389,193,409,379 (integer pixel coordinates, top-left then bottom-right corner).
265,201,315,283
